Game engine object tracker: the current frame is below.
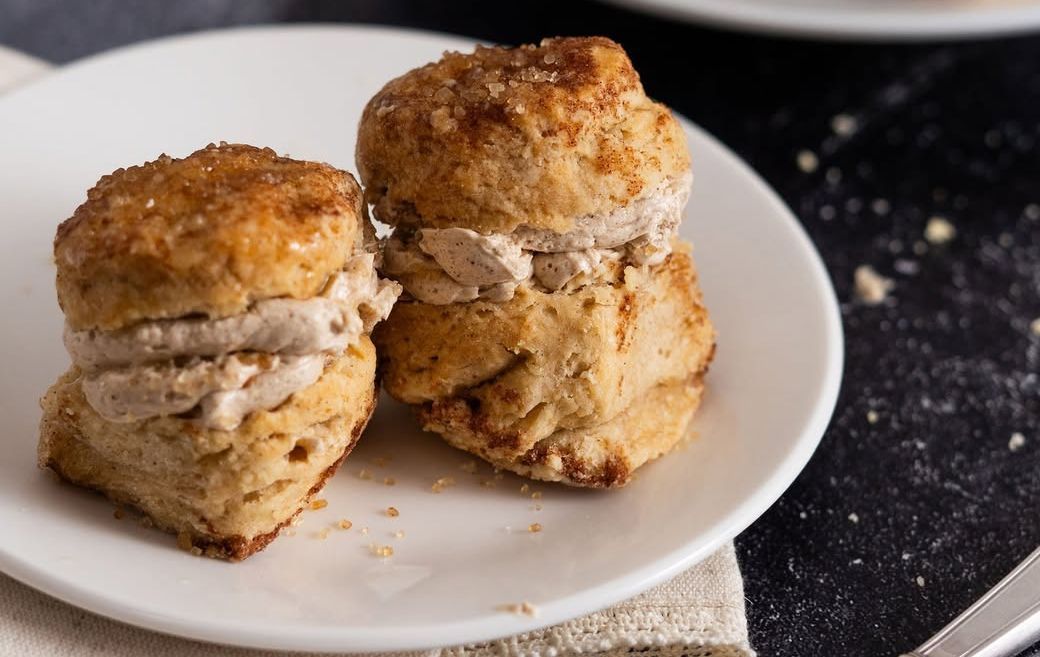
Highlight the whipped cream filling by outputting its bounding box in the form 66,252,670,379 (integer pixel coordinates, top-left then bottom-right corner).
66,253,399,371
69,253,401,429
82,353,325,431
382,171,691,304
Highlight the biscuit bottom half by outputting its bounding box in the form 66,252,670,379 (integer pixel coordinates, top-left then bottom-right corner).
38,339,378,560
375,245,715,488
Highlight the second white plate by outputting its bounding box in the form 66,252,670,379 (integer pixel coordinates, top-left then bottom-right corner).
606,0,1040,40
0,25,842,652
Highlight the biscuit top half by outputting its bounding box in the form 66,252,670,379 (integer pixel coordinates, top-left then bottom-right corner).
356,36,689,234
55,143,366,331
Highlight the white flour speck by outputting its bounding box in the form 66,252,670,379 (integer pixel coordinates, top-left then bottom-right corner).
831,113,858,137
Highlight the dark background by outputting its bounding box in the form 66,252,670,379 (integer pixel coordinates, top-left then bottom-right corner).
3,2,1038,655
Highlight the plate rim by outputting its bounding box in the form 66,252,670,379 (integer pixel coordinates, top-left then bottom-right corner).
0,24,844,652
603,0,1040,41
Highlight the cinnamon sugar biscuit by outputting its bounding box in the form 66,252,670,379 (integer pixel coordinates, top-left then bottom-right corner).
362,37,713,487
40,145,400,558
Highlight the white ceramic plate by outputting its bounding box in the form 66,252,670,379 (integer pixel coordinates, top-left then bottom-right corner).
605,0,1040,40
0,26,842,652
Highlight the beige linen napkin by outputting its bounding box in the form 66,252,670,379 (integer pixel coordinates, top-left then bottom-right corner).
0,544,751,657
0,43,754,657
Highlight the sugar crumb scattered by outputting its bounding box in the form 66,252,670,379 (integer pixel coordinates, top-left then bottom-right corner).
848,512,860,524
431,476,457,493
460,460,479,474
386,506,400,518
916,576,926,587
1030,318,1040,336
338,519,353,530
370,545,394,558
309,498,328,510
1009,432,1026,452
854,265,894,305
1025,203,1040,220
866,410,879,424
924,216,956,245
383,476,396,486
358,469,372,480
528,523,543,533
796,150,819,173
497,601,539,617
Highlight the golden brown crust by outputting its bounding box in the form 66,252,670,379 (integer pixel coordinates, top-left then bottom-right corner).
44,404,372,560
55,143,365,330
356,37,689,233
374,246,715,487
38,340,379,560
428,375,704,488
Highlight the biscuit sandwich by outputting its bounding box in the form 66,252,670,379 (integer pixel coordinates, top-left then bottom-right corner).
39,143,401,559
358,37,715,488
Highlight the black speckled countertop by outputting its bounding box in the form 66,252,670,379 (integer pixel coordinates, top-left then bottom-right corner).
3,2,1038,655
